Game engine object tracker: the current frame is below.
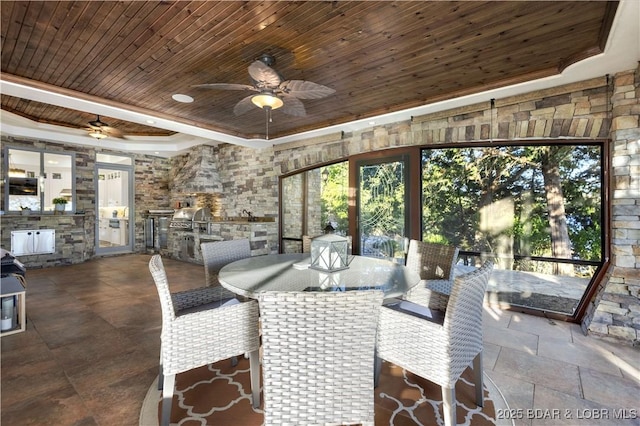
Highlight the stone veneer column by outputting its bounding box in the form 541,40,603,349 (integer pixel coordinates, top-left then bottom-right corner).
582,67,640,344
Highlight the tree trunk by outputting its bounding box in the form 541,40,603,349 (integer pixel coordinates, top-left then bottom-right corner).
541,146,574,275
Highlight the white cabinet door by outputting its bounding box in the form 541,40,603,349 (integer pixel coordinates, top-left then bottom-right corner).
10,230,55,255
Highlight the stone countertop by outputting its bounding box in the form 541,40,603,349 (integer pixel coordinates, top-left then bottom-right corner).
208,217,275,224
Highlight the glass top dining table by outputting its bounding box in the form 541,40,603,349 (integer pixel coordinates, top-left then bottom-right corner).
218,253,420,299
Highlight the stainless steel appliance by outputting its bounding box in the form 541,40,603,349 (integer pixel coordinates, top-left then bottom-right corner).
169,207,212,230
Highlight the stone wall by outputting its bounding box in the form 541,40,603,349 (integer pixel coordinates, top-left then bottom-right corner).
582,68,640,343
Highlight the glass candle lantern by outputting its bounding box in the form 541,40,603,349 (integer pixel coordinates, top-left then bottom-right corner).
310,234,350,272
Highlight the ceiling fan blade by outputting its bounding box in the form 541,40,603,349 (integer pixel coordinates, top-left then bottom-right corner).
103,126,125,139
191,83,256,91
279,80,335,99
279,95,306,117
233,95,257,116
248,60,282,88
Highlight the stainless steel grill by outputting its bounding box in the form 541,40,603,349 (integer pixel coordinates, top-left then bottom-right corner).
169,207,211,229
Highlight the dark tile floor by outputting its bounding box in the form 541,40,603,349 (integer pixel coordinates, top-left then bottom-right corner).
2,254,639,426
1,254,201,426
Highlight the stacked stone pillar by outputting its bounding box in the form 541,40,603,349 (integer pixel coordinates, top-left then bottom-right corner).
582,66,640,343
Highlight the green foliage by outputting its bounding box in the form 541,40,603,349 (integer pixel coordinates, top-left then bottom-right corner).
421,145,602,262
52,197,68,204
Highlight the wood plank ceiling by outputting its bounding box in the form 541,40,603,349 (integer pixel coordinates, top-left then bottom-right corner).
1,1,618,140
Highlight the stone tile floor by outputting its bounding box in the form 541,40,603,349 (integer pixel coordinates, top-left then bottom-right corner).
1,254,638,425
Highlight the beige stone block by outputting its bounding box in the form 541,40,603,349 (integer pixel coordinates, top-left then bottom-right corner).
607,325,637,340
595,301,628,315
516,101,535,112
615,71,635,86
531,107,555,119
589,119,603,138
605,283,630,294
612,115,639,131
554,103,576,118
574,118,588,136
534,120,546,137
587,322,609,335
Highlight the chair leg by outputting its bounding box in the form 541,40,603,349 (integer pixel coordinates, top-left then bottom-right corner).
442,386,456,426
249,349,261,408
161,374,176,426
473,351,484,407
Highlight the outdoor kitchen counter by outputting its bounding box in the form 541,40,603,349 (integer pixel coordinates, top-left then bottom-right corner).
169,220,278,263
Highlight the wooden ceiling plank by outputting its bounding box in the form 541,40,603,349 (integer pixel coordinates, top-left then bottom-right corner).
62,1,153,92
99,1,259,101
2,1,43,72
61,2,166,93
103,1,252,99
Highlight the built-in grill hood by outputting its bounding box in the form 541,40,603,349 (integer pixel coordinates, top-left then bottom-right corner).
169,207,212,229
172,145,223,194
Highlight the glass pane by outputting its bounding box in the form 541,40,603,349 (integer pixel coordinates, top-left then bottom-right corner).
97,169,130,248
320,162,349,235
97,153,132,165
8,149,40,212
44,153,73,212
358,160,406,262
422,145,603,315
281,173,305,253
281,161,350,254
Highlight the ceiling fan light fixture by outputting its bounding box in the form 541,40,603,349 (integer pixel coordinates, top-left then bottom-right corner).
89,129,107,140
251,92,283,110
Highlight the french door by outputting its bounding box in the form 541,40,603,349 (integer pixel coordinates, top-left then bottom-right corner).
351,154,412,261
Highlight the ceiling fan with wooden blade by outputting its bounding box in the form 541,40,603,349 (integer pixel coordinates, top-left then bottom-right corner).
192,53,335,117
86,115,124,139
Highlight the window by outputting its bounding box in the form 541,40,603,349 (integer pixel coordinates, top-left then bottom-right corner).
421,143,605,315
278,141,607,320
4,148,75,213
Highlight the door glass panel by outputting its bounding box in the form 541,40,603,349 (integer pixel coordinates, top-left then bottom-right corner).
358,160,407,262
280,162,349,253
97,169,130,248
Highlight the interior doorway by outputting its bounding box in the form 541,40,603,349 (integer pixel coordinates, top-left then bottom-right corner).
95,154,134,254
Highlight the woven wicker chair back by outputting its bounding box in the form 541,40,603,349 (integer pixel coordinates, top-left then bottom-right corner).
258,290,384,426
443,260,493,381
201,239,251,286
405,240,459,281
149,254,177,320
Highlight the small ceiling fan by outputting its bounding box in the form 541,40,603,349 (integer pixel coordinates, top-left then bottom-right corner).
192,53,335,117
86,115,124,139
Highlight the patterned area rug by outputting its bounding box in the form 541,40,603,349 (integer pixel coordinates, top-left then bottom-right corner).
140,358,511,426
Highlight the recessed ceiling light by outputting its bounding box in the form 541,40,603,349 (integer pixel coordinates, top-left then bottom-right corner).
172,94,194,103
146,119,155,124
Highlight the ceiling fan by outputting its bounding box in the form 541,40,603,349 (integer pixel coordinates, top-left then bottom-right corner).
192,54,335,117
86,115,124,139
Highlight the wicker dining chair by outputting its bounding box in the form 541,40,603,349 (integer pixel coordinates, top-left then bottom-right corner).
404,240,460,312
376,260,493,426
258,290,384,426
201,238,251,290
149,255,260,426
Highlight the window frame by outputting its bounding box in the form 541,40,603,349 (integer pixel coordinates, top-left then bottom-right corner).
3,146,76,214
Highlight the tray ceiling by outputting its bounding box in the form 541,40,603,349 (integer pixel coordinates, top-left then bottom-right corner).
0,1,621,142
